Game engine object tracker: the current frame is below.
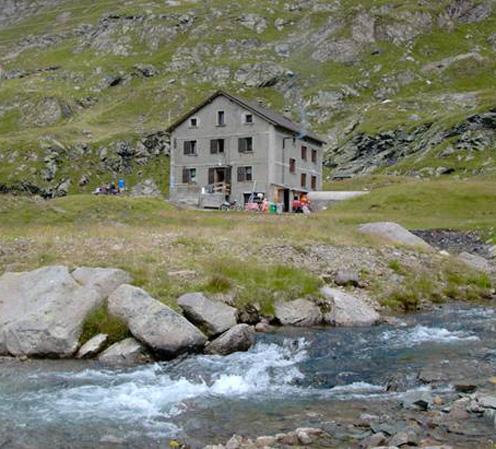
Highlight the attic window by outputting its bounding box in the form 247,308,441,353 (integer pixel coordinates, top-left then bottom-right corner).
244,113,253,124
217,110,225,126
189,117,198,128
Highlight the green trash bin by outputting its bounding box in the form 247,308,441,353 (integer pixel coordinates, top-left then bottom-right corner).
269,203,277,214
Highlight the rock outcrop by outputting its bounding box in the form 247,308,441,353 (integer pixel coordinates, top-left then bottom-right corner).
0,266,102,357
274,298,323,327
108,285,207,358
177,292,237,337
359,222,432,250
205,324,255,356
457,252,492,273
71,266,132,298
321,287,380,326
98,337,150,364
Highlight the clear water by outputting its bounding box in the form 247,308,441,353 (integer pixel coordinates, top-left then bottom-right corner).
1,304,495,448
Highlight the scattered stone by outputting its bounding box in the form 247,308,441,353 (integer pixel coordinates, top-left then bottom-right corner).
276,432,299,446
76,333,108,359
321,287,380,326
237,303,260,324
255,320,273,333
359,222,432,250
389,429,418,447
476,394,496,409
72,266,132,298
401,390,433,411
0,266,102,357
255,436,276,447
360,432,386,448
178,292,237,337
108,285,207,358
457,252,492,273
98,337,150,364
204,324,255,356
274,298,323,327
334,269,360,287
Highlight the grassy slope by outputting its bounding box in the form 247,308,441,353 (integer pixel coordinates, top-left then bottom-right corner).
0,0,495,189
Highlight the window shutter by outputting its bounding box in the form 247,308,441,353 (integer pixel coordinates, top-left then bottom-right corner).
238,138,245,153
182,168,189,183
208,168,215,185
184,141,189,155
210,140,217,154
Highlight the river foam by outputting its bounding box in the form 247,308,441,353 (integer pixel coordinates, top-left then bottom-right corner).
381,324,480,347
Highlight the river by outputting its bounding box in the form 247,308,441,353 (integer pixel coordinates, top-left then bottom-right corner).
1,304,495,448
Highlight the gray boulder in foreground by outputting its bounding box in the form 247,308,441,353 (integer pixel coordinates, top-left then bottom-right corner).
0,266,102,357
457,252,492,273
205,324,255,356
76,333,109,359
358,222,431,249
321,287,380,326
177,292,237,337
72,267,132,298
275,298,323,327
108,285,207,358
98,337,150,364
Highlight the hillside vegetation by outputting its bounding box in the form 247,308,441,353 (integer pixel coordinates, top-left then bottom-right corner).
1,178,494,319
0,0,495,195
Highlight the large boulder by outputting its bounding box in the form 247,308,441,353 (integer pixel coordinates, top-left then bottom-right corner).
177,292,237,337
275,298,323,327
204,324,255,356
0,266,102,357
72,267,132,298
98,337,150,364
108,285,207,358
457,252,492,273
321,287,380,326
358,222,432,249
76,333,109,359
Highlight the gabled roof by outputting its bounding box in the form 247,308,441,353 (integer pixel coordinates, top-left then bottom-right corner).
166,90,326,145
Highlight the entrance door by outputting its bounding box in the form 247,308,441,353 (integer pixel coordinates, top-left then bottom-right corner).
283,189,290,212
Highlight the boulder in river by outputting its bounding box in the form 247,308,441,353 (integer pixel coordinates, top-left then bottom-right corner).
205,324,255,355
108,285,207,358
76,333,109,359
98,337,151,364
274,298,323,326
72,266,132,298
321,287,380,326
177,292,237,337
0,266,102,357
358,222,432,249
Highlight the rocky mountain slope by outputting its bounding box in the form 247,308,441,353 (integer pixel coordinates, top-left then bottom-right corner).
0,0,495,195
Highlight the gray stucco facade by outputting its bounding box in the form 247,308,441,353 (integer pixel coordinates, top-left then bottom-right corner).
168,91,324,210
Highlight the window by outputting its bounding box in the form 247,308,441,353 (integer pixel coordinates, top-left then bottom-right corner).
183,140,197,155
289,158,296,173
311,175,317,190
311,149,317,163
217,110,225,126
238,137,253,153
244,113,253,124
182,168,197,184
189,117,198,128
210,139,225,154
301,173,307,188
301,145,307,161
237,166,253,182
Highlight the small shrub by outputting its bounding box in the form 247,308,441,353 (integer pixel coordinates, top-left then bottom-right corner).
203,274,233,293
388,259,403,273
